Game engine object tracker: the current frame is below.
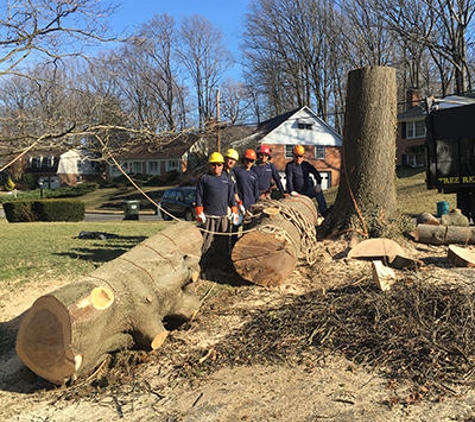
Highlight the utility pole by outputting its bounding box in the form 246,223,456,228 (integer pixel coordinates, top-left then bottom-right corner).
216,88,221,152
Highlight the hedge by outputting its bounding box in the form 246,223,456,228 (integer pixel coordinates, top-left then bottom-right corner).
3,199,85,222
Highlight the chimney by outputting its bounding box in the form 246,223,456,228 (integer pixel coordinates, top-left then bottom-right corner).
406,87,420,109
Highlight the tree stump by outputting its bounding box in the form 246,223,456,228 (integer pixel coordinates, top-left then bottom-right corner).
16,221,203,385
319,66,400,239
231,196,319,286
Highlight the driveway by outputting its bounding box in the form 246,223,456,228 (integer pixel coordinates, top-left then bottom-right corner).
84,212,163,222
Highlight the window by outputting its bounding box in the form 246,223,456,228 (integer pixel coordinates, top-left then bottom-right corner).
405,120,426,139
285,145,295,158
133,161,142,174
166,160,179,172
315,146,325,160
297,118,313,130
148,161,159,174
46,156,55,167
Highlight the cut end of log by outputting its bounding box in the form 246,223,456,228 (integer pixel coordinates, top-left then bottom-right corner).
16,295,76,385
91,286,115,310
151,331,169,349
231,230,297,286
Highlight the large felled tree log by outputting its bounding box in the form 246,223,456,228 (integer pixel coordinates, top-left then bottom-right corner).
412,224,475,245
16,222,202,385
231,196,319,286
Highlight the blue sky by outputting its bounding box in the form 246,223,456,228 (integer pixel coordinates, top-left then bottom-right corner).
109,0,251,79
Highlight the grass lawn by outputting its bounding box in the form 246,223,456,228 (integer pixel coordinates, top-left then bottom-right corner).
323,167,456,216
0,220,166,286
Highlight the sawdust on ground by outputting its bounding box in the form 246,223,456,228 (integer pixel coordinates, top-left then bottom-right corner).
2,239,475,422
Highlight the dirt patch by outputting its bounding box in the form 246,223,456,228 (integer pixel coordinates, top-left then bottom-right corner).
2,239,475,421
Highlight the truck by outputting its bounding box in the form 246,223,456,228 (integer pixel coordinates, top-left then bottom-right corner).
425,95,475,221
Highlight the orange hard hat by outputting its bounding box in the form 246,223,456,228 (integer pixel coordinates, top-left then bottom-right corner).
292,145,305,156
244,149,257,160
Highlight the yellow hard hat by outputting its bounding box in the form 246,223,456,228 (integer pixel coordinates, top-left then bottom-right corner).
208,151,225,163
225,148,239,161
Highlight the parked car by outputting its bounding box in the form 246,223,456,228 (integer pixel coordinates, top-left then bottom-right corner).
158,186,196,221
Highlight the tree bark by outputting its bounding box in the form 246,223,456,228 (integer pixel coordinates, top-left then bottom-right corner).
16,221,202,385
319,66,399,239
231,196,319,286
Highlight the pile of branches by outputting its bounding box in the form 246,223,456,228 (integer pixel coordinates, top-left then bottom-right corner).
190,280,475,388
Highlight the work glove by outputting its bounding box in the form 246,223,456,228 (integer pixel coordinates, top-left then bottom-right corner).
238,201,246,215
195,206,206,223
196,213,206,224
290,191,300,197
229,206,240,225
315,184,322,194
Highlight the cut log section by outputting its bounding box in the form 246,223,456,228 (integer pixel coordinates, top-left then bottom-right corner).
372,260,397,291
231,196,319,286
447,244,475,267
16,222,203,385
348,238,421,269
412,224,475,245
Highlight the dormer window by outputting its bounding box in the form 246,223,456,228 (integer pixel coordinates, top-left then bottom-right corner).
297,118,313,130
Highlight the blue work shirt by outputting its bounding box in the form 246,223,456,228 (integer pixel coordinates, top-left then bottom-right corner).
196,173,235,216
252,162,285,194
285,160,323,195
234,166,260,210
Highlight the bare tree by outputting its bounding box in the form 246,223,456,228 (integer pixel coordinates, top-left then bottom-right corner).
219,80,254,124
0,0,116,77
177,15,233,130
379,0,475,94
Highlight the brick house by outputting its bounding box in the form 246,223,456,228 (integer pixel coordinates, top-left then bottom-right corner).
108,133,201,178
397,89,428,168
232,106,342,190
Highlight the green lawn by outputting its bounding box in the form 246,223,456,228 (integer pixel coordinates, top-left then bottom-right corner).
0,220,166,286
322,168,456,216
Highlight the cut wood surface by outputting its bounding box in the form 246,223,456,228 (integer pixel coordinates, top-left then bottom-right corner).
412,224,475,245
348,238,421,269
447,245,475,267
16,221,203,385
231,196,319,286
372,260,397,291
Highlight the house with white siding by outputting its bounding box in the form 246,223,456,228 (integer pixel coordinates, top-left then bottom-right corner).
232,106,342,189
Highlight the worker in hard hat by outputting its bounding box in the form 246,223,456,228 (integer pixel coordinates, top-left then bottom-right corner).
253,144,286,198
223,148,240,203
223,148,244,247
234,149,260,215
285,145,328,217
195,151,238,266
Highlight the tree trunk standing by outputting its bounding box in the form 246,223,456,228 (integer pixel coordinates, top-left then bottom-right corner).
16,222,202,385
319,66,399,239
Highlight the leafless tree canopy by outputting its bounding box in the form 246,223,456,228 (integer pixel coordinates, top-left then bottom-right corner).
2,0,475,170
